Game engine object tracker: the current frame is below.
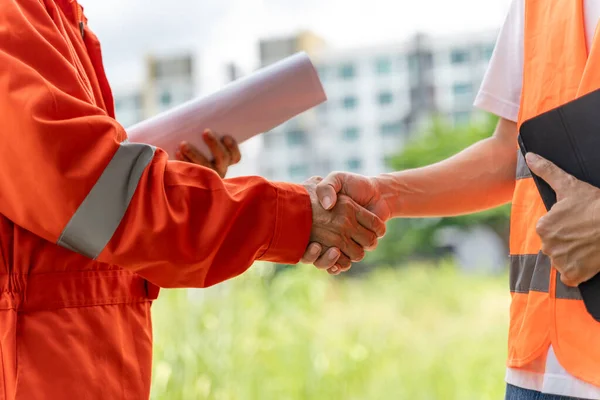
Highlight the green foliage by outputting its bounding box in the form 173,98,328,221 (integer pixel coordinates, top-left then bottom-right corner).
151,264,509,400
369,114,511,264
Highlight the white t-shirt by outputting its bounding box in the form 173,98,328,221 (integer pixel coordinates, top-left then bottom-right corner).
473,0,600,398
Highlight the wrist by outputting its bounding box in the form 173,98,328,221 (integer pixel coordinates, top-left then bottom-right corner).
373,172,407,218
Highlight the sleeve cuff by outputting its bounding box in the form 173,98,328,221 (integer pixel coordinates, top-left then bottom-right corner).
473,90,520,122
259,182,312,264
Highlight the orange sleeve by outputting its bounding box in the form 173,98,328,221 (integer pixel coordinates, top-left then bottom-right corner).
0,0,312,288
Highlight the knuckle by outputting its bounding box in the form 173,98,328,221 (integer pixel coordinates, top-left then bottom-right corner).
363,231,377,248
308,176,322,185
561,275,577,287
536,218,548,237
368,234,378,249
565,174,578,187
540,241,552,256
354,248,365,262
561,266,577,283
337,257,351,269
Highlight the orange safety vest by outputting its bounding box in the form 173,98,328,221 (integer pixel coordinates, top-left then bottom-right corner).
510,0,600,386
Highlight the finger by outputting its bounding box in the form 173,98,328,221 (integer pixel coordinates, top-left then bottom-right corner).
525,153,576,194
355,207,386,238
180,142,212,167
223,135,241,164
301,242,322,264
175,150,194,164
316,173,348,210
203,130,230,174
334,253,351,271
338,239,365,262
560,273,579,288
349,223,379,250
336,255,352,272
328,256,352,274
314,248,341,269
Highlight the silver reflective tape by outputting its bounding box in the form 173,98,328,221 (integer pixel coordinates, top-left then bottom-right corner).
509,252,550,293
516,150,532,180
58,141,156,259
555,272,583,300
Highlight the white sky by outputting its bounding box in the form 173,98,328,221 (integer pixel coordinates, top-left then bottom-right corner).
79,0,512,93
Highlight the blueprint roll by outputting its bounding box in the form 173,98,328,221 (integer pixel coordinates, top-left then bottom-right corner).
127,52,327,158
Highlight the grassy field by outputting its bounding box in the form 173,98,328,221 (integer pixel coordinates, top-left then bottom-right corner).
150,264,510,400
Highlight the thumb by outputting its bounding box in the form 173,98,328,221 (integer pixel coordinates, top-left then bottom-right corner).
316,173,346,210
525,153,574,194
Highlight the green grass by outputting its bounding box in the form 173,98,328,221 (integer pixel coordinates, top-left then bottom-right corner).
150,264,510,400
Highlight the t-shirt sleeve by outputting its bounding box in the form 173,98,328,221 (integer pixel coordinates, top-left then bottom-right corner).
473,0,524,122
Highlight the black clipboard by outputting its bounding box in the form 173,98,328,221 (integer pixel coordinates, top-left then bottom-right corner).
518,88,600,322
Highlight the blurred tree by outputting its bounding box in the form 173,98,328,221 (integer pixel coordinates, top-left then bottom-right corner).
365,113,511,267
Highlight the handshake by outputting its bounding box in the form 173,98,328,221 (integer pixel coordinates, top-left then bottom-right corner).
299,172,393,275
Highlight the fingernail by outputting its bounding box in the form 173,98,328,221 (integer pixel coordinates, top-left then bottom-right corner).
328,249,339,261
330,267,338,273
309,244,319,256
322,196,333,209
525,153,539,164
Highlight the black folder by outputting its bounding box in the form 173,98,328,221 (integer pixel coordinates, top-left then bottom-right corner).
518,88,600,322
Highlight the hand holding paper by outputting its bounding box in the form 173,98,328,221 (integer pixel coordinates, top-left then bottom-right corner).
126,52,327,158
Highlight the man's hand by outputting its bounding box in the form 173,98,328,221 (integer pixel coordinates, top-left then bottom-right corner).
526,152,600,286
301,177,386,275
301,173,391,275
175,129,241,178
316,172,392,220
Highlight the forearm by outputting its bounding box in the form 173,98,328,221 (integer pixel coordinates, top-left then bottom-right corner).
102,159,312,288
377,120,518,218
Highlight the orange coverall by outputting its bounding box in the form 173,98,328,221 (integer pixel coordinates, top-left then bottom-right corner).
0,0,312,398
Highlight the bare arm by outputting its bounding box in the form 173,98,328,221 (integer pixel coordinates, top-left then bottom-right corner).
377,118,518,218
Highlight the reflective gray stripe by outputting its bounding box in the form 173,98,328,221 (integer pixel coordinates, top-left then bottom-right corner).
516,150,532,180
555,272,583,300
58,141,156,259
510,253,583,300
510,252,550,293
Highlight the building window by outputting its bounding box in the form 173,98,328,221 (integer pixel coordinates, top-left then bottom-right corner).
451,49,470,64
160,91,172,106
375,58,392,75
454,111,471,125
453,83,473,98
342,96,358,109
380,122,403,136
339,64,356,79
286,129,307,146
343,127,360,141
346,158,362,172
378,92,393,105
317,65,328,80
289,164,309,179
408,54,419,74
